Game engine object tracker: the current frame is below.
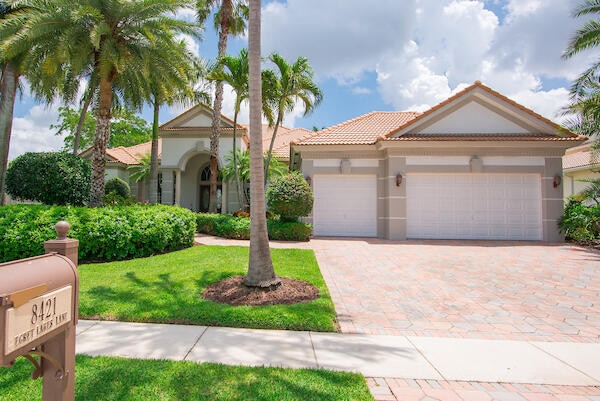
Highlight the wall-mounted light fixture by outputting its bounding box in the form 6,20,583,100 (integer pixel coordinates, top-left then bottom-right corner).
553,175,562,188
305,176,312,186
396,173,403,187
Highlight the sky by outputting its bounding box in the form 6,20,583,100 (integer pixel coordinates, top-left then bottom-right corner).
7,0,599,160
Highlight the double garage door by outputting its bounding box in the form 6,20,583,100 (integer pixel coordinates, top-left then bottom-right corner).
312,174,542,240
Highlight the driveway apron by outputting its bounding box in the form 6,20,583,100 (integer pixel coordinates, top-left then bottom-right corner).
310,238,600,343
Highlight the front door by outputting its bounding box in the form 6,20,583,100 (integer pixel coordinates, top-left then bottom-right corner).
198,164,221,212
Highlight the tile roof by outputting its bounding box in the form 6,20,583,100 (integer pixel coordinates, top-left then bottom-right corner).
240,125,312,160
563,142,600,170
294,111,421,145
104,139,161,165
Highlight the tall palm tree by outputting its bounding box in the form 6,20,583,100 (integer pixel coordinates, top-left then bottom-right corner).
3,0,200,206
263,53,323,184
563,1,600,107
207,48,249,208
244,0,279,288
0,1,26,206
196,0,248,212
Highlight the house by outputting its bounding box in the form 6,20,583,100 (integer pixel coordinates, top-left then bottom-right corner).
290,81,585,242
563,141,599,199
91,81,585,242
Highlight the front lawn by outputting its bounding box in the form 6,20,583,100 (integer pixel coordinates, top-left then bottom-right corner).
78,245,337,332
0,356,374,401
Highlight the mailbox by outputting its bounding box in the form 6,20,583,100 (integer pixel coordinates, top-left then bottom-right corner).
0,222,79,401
0,253,78,365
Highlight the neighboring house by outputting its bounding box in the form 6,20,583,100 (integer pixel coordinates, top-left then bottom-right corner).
563,141,600,199
290,81,585,242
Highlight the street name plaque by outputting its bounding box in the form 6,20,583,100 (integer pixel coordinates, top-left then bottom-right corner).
4,285,73,355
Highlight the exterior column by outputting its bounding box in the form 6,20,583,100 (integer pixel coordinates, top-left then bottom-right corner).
161,169,174,206
542,157,565,242
175,170,182,206
383,155,407,240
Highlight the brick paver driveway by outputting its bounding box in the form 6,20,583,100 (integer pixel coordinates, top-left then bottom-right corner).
311,239,600,343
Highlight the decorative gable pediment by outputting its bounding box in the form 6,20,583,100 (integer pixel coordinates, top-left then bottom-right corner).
160,103,237,130
389,82,572,138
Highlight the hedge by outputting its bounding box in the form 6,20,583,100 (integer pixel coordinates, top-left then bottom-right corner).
196,213,312,241
558,199,600,245
0,204,196,263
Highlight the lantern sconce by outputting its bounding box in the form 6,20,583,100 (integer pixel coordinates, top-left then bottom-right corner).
553,175,562,188
305,176,312,186
396,173,403,187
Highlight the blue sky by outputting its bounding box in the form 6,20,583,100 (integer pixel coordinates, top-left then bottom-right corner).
8,0,597,159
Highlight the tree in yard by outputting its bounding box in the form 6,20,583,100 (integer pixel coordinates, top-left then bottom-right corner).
196,0,248,212
263,52,323,184
207,48,249,208
0,1,26,206
2,0,200,207
563,0,600,143
52,107,152,152
244,0,280,288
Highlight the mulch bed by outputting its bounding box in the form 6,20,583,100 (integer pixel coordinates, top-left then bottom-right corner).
202,275,319,306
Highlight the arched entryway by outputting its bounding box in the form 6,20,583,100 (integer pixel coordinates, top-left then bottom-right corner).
198,164,222,212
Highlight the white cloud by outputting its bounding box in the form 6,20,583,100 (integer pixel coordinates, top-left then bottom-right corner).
9,104,62,160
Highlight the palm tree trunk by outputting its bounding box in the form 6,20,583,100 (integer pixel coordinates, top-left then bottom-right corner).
244,0,280,288
149,99,160,204
0,62,18,206
208,0,234,213
89,76,113,207
264,112,283,185
73,88,94,155
232,101,244,209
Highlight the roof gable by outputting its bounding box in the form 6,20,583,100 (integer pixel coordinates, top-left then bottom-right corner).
389,81,577,139
160,103,240,130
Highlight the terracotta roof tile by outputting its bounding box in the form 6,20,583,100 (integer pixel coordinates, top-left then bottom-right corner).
295,111,421,145
105,139,161,165
563,143,600,170
384,133,583,142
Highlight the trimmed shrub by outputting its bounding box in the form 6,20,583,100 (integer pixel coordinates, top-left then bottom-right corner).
5,152,91,205
196,213,312,241
558,199,600,244
105,177,131,198
0,204,196,263
266,171,313,222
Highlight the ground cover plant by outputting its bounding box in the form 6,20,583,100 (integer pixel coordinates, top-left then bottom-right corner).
78,245,336,332
0,204,196,263
0,356,374,401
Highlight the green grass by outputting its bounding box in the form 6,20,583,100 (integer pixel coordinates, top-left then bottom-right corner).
0,355,374,401
78,245,337,332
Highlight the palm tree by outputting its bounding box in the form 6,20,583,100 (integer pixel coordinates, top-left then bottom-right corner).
244,0,279,288
207,48,249,208
563,0,600,124
263,53,323,184
0,2,25,205
196,0,248,212
3,0,200,206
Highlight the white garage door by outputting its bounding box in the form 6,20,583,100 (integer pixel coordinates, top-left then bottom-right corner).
313,175,377,237
407,174,542,240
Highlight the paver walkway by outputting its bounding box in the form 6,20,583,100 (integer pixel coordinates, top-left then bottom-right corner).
195,234,600,400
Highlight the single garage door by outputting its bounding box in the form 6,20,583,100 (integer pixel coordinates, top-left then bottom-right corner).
407,174,542,240
313,175,377,237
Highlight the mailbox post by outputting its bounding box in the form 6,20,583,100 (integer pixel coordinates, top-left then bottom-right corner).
0,222,79,401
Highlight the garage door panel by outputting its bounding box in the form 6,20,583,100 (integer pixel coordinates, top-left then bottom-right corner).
313,175,377,237
407,174,542,240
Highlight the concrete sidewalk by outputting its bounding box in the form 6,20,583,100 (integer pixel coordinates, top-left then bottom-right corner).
76,320,600,387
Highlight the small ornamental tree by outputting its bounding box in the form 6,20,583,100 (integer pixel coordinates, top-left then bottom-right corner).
266,171,313,222
5,152,91,205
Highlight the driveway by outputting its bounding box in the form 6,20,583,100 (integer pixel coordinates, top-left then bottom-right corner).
310,239,600,343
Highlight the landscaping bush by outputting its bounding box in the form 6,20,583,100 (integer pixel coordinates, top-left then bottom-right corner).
558,198,600,244
266,171,313,222
0,204,196,263
5,151,91,205
196,213,312,241
105,177,131,198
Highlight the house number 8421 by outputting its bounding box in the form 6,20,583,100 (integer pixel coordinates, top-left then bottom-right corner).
31,297,57,325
